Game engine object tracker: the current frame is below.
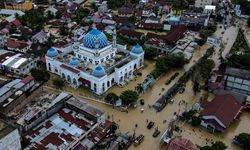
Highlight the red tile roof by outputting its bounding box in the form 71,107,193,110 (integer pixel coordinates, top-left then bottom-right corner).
60,64,80,74
21,76,34,84
165,25,187,43
6,38,29,50
118,29,144,38
200,94,242,128
0,52,15,62
11,19,21,26
118,7,133,15
166,138,197,150
41,132,64,147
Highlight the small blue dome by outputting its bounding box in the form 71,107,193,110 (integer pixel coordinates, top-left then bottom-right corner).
92,65,106,77
69,57,79,66
46,48,58,57
131,44,144,54
84,29,108,49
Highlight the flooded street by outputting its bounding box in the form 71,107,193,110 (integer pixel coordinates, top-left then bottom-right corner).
45,24,248,150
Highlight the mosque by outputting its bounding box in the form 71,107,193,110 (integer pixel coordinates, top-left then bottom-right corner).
45,28,144,95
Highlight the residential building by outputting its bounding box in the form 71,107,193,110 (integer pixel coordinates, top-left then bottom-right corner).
223,67,250,96
45,28,144,95
118,7,134,18
4,0,33,11
6,38,30,53
118,29,144,40
21,93,111,150
0,49,38,77
195,0,213,9
0,120,21,150
200,94,243,132
31,31,50,44
0,76,43,114
166,138,197,150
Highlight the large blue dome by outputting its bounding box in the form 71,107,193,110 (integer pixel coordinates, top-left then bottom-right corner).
84,29,108,49
131,44,144,54
69,57,79,66
46,48,58,57
92,65,106,77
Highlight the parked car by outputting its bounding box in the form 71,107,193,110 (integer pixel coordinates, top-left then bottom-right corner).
147,121,155,129
140,99,145,105
178,87,185,94
134,134,144,146
153,129,161,137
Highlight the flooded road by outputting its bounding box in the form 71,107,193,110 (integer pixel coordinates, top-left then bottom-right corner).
45,25,247,150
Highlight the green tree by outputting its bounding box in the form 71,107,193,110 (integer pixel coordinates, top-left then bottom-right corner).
144,47,157,60
30,68,50,82
105,92,119,104
195,38,206,46
191,116,201,126
237,133,250,149
182,110,196,120
199,59,215,79
120,90,139,106
52,78,65,89
192,80,200,95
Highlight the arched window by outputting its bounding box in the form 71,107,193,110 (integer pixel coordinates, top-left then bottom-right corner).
73,78,77,86
62,73,66,79
67,75,71,83
48,63,51,71
107,81,110,87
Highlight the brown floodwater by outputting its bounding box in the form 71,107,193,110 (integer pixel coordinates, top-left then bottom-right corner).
46,30,248,149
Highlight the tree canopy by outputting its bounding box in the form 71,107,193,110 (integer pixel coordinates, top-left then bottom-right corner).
30,68,50,82
105,92,119,104
237,133,250,150
152,53,186,79
120,90,139,106
200,141,227,150
19,8,47,31
53,78,65,89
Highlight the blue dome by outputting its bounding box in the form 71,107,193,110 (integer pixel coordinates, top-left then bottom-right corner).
92,65,106,77
84,29,108,49
131,44,144,54
69,57,79,66
46,48,58,57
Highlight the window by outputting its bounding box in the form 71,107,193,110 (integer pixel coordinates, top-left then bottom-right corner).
78,54,81,58
89,59,93,63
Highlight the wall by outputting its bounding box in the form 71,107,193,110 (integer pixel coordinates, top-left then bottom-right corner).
2,84,43,114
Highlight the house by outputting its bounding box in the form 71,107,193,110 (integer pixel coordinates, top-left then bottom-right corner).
195,0,213,9
200,94,243,132
145,16,161,24
168,16,180,25
180,12,209,27
6,38,30,53
4,0,33,11
0,49,38,77
139,23,164,30
223,67,250,96
31,31,50,44
45,6,58,16
142,3,154,17
166,138,197,150
165,25,187,45
118,7,134,18
118,29,144,40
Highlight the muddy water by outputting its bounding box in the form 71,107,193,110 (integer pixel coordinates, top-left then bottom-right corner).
79,45,221,150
